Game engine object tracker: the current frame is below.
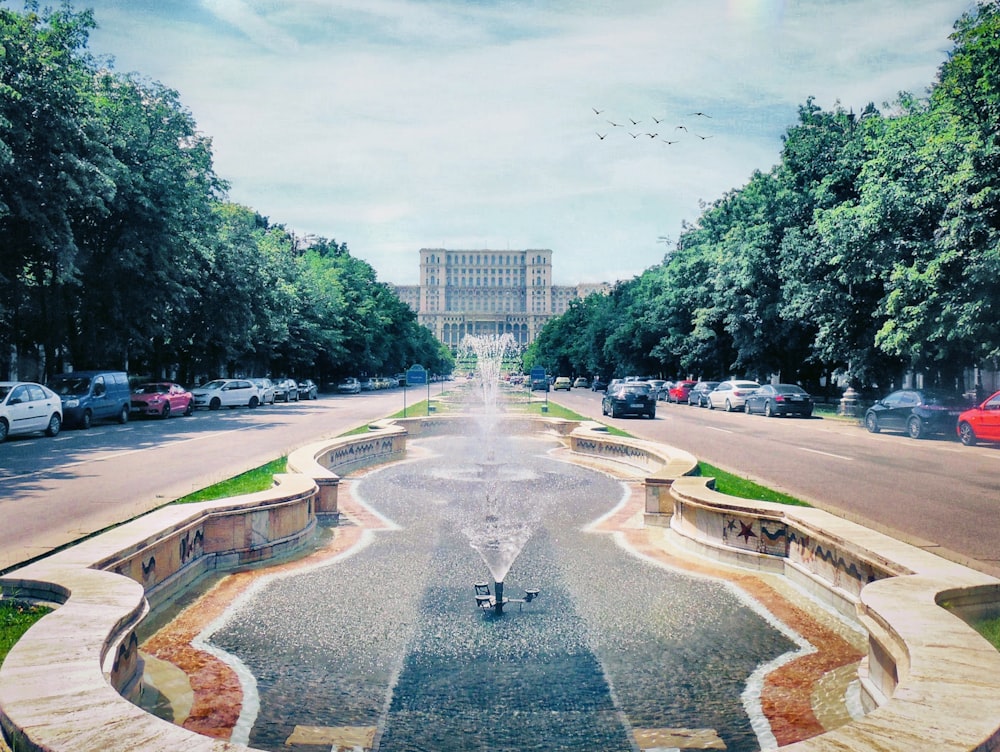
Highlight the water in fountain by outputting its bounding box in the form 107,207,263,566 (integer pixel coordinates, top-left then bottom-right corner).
454,333,531,584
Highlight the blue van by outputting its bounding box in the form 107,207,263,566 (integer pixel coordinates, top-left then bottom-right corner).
48,371,132,429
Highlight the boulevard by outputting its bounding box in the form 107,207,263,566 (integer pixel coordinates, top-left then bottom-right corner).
551,388,1000,579
2,385,998,581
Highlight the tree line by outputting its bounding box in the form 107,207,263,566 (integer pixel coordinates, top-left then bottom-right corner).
527,1,1000,398
0,5,452,385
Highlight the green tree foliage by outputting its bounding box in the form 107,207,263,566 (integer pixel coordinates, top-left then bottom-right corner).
527,2,1000,393
0,5,446,385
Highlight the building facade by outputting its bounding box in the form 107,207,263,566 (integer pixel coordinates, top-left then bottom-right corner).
394,248,609,350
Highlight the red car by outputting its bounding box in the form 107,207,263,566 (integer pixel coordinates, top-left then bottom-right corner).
130,382,194,418
667,379,697,403
957,390,1000,446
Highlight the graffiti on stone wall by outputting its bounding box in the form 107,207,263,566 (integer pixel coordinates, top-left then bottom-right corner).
329,437,400,469
575,438,649,463
722,515,789,557
788,530,883,597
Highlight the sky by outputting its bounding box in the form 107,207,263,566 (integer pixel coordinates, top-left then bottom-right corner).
46,0,978,285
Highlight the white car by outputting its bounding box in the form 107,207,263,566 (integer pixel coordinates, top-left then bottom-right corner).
251,378,276,405
707,380,761,412
191,379,261,410
0,381,63,442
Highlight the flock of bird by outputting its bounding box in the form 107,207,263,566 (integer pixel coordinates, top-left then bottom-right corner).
591,107,715,146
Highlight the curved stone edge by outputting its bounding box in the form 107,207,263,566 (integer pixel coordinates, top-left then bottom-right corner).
609,429,1000,751
3,419,1000,751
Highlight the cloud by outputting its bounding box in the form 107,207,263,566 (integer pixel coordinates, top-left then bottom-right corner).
83,0,976,285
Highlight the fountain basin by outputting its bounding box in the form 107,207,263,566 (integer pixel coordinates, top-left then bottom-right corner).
0,417,999,751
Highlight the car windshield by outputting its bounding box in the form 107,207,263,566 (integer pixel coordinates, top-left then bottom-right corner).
776,384,807,394
49,376,91,395
619,385,650,395
200,380,226,390
921,390,967,407
136,384,168,394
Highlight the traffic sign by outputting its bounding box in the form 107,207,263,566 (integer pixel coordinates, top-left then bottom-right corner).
530,365,546,381
406,364,428,386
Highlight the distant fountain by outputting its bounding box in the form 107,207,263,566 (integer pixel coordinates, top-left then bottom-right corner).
457,334,539,613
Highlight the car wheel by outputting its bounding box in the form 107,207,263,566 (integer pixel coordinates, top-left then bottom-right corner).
184,401,194,416
81,410,93,429
958,421,977,447
745,402,752,414
907,416,924,439
648,410,655,419
764,402,774,418
118,405,130,424
45,413,61,437
706,399,714,410
249,396,260,408
161,402,171,419
611,405,621,419
210,397,221,410
865,412,880,433
0,418,8,442
725,399,733,412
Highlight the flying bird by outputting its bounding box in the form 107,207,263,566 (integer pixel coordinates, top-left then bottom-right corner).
629,117,641,125
592,107,605,114
695,133,713,140
652,116,664,123
661,139,678,145
646,132,658,138
629,132,641,138
596,132,607,140
607,120,623,127
688,111,713,118
675,124,688,131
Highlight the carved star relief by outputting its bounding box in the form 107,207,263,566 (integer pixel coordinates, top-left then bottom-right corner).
738,521,757,543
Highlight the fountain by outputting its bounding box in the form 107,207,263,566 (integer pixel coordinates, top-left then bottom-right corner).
456,334,541,614
142,333,806,751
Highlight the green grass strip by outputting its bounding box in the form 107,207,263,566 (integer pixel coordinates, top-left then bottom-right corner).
0,601,50,665
174,457,287,503
972,614,1000,651
697,461,809,506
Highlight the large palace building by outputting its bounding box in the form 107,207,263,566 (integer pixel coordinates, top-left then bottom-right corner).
394,248,609,350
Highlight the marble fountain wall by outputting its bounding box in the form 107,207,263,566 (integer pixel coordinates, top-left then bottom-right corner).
1,417,999,752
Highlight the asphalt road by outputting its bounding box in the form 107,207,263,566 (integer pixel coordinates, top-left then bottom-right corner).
2,384,998,580
0,389,417,573
550,387,1000,578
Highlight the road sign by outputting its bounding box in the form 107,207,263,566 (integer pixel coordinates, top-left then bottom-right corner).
406,364,427,386
530,366,545,381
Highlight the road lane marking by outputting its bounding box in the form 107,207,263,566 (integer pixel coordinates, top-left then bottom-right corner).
706,426,733,434
799,447,853,461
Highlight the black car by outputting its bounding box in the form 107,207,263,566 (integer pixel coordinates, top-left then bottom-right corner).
687,381,720,407
530,378,550,392
297,379,319,400
864,389,971,439
601,383,656,419
274,378,299,402
744,384,814,417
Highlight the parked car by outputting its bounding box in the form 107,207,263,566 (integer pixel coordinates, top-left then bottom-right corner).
337,377,361,394
573,377,589,388
707,380,761,412
192,379,260,410
48,370,132,429
688,381,720,407
0,381,62,442
957,390,1000,446
130,382,194,418
530,377,550,392
865,388,970,439
602,382,656,419
646,379,668,400
251,378,276,405
361,378,377,391
298,379,319,400
553,377,572,391
744,384,814,418
590,376,609,392
667,380,698,404
274,378,299,402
